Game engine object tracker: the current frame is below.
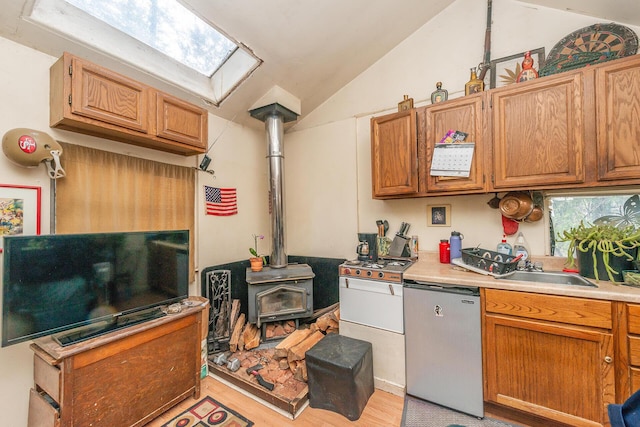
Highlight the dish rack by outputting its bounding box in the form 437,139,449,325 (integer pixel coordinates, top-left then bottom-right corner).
459,247,519,276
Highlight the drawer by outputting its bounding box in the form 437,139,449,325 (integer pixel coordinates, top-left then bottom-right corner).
630,335,640,366
628,304,640,335
34,353,60,403
484,289,612,329
28,388,60,427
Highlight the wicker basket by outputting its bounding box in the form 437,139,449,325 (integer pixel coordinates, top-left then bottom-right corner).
461,248,519,275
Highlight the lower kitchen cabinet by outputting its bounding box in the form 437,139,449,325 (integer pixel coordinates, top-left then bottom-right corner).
625,303,640,393
483,289,615,427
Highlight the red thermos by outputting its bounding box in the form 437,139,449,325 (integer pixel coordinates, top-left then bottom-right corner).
439,239,450,263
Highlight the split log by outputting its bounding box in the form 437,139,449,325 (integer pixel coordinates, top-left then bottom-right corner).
287,330,324,363
274,328,313,359
229,313,245,352
278,358,290,370
229,299,241,330
243,323,260,350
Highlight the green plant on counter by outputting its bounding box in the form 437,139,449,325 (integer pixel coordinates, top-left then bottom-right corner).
557,221,640,282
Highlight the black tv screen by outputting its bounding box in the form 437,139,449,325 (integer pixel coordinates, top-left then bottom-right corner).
2,230,189,347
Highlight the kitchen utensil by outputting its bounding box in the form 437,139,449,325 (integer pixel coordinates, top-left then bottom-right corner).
499,191,534,220
487,192,501,209
525,205,544,222
502,215,519,235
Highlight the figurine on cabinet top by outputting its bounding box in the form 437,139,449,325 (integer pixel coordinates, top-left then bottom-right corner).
398,95,414,112
465,67,484,95
516,51,539,82
431,82,448,104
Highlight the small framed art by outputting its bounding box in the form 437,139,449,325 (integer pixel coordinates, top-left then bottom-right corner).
489,48,545,89
0,184,41,252
427,204,451,227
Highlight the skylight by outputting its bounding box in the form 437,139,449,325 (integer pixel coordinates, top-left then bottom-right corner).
65,0,237,77
28,0,261,106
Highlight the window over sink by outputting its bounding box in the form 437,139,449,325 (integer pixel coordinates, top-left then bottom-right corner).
548,191,640,257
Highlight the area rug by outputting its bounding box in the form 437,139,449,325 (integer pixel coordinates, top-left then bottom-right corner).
162,395,254,427
401,395,520,427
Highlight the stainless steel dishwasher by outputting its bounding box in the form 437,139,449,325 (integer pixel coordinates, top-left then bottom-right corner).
403,280,484,418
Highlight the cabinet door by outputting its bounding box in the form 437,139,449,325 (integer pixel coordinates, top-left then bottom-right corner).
424,94,486,193
70,56,150,133
156,92,208,148
595,56,640,181
485,314,614,426
491,73,585,189
371,110,418,198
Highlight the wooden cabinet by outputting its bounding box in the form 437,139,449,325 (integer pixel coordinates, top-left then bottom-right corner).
27,299,209,427
483,289,615,426
370,56,640,198
50,52,208,156
490,72,586,189
371,109,418,198
624,303,640,394
595,56,640,182
422,94,486,194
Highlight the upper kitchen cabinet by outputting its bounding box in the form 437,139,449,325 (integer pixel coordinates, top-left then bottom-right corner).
490,72,585,189
595,54,640,182
371,109,418,198
50,52,207,156
422,94,486,194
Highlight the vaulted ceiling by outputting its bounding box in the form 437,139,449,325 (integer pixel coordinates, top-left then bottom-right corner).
0,0,638,129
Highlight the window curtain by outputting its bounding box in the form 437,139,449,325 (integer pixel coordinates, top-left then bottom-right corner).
56,142,196,282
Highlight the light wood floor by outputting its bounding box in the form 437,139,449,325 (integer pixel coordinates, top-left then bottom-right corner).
149,374,405,426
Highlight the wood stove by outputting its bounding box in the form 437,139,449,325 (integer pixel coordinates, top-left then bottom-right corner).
246,264,314,329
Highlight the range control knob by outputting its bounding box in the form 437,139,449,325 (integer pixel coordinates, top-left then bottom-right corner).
355,269,361,276
344,268,351,275
378,272,384,278
366,270,372,277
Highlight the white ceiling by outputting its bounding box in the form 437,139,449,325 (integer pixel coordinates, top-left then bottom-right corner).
0,0,639,129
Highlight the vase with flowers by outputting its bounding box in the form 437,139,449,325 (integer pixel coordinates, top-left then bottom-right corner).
249,234,267,272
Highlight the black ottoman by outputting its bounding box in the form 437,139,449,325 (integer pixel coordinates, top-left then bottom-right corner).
305,334,374,421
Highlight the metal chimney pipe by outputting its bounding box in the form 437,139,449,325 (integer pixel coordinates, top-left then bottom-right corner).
249,103,298,269
265,112,287,267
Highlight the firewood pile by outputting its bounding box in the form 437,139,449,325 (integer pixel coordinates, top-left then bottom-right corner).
212,302,340,400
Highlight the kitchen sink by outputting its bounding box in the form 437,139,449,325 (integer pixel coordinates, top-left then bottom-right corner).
498,271,597,287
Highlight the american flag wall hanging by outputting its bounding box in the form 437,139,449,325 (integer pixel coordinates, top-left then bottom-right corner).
204,186,237,216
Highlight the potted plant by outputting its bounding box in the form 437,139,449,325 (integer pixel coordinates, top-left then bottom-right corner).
249,234,266,272
558,221,640,282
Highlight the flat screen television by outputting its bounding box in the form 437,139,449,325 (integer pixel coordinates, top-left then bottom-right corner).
2,230,189,347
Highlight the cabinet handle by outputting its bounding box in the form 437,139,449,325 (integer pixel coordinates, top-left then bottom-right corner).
604,356,613,364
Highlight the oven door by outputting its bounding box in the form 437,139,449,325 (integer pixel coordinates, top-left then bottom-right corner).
339,276,403,333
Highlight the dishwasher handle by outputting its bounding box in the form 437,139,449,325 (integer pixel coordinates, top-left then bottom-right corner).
404,279,480,296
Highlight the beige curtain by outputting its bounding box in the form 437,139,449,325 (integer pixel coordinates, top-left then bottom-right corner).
56,142,195,281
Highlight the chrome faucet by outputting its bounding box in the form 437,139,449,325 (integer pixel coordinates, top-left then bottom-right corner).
518,260,544,272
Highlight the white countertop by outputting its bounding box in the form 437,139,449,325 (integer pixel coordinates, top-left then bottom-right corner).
405,252,640,303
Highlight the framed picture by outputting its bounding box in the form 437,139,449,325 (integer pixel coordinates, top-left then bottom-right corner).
427,204,451,227
489,48,545,89
0,184,41,252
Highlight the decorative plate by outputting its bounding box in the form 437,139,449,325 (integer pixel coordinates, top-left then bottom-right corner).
540,23,639,76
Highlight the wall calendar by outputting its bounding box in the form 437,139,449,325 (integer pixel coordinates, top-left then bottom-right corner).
430,143,475,177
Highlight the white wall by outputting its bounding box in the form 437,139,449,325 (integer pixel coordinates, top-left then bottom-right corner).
0,37,266,425
287,0,640,259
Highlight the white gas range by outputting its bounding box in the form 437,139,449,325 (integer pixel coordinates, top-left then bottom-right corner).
338,258,414,396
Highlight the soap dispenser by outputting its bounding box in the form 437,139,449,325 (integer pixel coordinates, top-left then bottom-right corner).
497,235,513,255
513,232,529,261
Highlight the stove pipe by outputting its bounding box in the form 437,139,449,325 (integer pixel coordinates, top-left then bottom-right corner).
249,103,299,268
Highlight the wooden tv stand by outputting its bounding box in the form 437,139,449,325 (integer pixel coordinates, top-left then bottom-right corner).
27,297,209,427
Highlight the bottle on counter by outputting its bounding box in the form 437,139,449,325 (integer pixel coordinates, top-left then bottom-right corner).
497,235,513,255
439,239,450,263
449,231,464,262
410,235,419,258
513,231,529,261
